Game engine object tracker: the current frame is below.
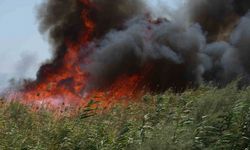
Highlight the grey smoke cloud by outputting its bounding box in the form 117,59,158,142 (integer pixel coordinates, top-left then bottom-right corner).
187,0,250,41
85,8,250,91
34,0,146,84
85,17,206,91
231,12,250,74
0,52,39,93
16,0,250,93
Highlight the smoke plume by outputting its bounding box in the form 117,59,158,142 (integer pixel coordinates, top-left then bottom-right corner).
188,0,250,41
38,0,145,51
36,0,145,82
86,17,205,91
231,12,250,74
29,0,250,95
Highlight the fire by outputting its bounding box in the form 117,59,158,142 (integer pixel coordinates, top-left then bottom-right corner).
4,0,250,110
16,0,146,107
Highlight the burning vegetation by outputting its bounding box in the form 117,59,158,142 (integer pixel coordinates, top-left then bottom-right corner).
3,0,250,107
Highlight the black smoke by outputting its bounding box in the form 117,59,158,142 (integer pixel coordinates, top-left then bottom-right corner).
36,0,250,93
85,17,205,91
231,12,250,74
37,0,89,82
188,0,250,41
35,0,145,83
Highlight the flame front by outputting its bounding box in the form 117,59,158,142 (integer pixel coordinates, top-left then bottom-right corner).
18,0,144,107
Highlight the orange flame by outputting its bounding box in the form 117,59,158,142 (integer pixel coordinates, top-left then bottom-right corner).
15,0,146,108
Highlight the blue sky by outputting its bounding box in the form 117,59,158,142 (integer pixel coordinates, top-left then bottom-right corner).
0,0,181,90
0,0,51,88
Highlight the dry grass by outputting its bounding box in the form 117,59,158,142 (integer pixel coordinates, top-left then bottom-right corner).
0,83,250,149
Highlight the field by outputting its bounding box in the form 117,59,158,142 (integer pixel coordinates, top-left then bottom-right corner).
1,83,250,150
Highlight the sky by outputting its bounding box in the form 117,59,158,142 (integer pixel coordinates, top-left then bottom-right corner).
0,0,181,90
0,0,51,89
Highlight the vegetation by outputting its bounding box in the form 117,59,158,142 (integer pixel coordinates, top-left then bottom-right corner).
1,83,250,150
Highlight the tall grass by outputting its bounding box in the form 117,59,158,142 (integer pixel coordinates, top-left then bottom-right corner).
1,83,250,149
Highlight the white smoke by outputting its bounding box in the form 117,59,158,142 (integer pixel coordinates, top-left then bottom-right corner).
145,0,185,18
